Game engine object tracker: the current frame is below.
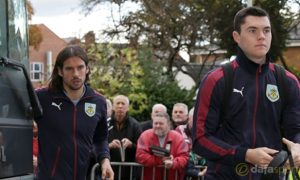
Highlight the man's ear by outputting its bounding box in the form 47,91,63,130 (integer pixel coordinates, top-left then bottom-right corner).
58,68,63,77
86,66,90,74
232,31,240,44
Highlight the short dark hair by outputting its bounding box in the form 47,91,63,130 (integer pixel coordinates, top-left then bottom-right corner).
233,6,270,33
48,45,90,92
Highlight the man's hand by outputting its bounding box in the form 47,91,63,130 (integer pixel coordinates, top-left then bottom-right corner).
101,158,114,180
121,138,132,149
109,139,121,149
198,166,207,176
282,138,300,167
162,155,173,169
245,147,278,168
33,155,38,168
163,159,173,169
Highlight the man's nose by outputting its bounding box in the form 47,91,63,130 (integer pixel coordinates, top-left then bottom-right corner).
258,30,266,39
73,69,80,76
117,104,124,108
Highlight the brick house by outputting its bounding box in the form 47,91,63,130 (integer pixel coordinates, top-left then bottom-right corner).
283,22,300,70
29,24,67,88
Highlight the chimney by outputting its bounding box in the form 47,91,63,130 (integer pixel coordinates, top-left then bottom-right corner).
46,51,52,80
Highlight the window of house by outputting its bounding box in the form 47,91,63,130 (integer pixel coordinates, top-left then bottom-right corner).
30,62,43,81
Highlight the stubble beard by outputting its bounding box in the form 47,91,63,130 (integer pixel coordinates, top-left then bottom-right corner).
64,78,84,91
154,129,165,137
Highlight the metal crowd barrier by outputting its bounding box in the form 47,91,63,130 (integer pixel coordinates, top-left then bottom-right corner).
90,162,205,180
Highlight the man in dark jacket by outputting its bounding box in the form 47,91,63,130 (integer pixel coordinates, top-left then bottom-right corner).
36,45,113,180
108,95,142,179
193,6,300,180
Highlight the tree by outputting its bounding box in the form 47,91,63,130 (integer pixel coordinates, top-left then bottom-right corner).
80,0,300,82
26,0,34,20
86,43,194,121
29,25,43,49
80,0,221,84
79,0,300,119
87,43,148,118
26,0,43,49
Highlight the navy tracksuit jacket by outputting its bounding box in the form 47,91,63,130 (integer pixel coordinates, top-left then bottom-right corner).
193,49,300,180
36,86,110,180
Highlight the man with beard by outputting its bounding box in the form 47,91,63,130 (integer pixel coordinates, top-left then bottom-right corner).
108,95,142,179
35,45,113,180
136,112,189,180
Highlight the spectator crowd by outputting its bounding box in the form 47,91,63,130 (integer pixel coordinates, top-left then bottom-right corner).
33,93,206,180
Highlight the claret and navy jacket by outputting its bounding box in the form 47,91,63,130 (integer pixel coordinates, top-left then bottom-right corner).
193,48,300,180
36,85,110,180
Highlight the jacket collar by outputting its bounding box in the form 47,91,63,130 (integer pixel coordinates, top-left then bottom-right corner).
51,84,95,99
110,113,130,128
236,47,271,75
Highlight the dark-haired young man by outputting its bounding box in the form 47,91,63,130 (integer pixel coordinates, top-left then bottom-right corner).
193,6,300,180
36,45,114,180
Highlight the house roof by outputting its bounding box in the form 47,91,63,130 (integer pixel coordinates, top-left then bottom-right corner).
29,24,67,62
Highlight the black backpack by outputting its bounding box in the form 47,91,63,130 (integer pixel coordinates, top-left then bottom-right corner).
221,63,300,180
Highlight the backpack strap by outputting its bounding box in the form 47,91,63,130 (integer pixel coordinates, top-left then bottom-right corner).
274,64,289,151
220,63,234,126
274,64,288,113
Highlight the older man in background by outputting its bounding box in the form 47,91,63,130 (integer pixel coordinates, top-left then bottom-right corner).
140,103,167,132
108,95,141,180
172,103,189,129
136,112,189,180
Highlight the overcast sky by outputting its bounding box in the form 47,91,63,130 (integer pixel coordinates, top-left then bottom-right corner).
30,0,123,39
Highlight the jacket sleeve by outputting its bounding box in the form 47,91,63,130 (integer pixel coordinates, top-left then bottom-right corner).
171,134,189,170
132,120,142,149
185,160,201,177
136,132,163,166
34,89,44,123
282,72,300,143
94,99,110,162
192,68,247,166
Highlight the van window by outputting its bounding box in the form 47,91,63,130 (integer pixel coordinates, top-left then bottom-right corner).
0,1,7,57
7,0,28,63
0,65,30,120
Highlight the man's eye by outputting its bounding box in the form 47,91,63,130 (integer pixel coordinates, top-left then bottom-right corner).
78,66,85,70
249,29,256,33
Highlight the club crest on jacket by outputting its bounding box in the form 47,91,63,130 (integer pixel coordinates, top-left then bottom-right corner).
85,103,96,117
266,84,279,102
